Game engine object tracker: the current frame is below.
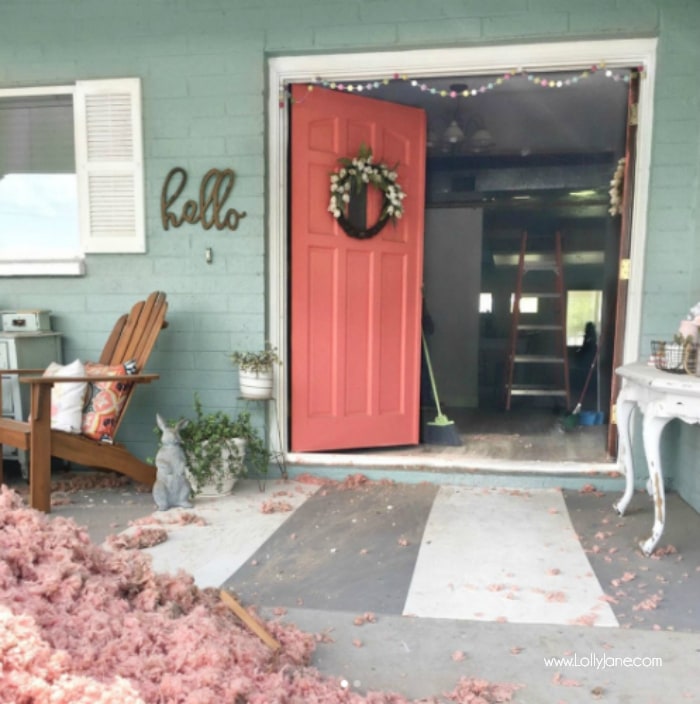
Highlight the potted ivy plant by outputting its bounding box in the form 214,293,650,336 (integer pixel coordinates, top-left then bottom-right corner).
171,394,270,496
231,342,280,399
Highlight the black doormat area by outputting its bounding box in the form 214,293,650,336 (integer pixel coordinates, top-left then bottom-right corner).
563,488,700,632
223,481,439,615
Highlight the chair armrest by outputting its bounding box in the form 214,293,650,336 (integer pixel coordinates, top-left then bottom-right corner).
19,373,160,385
0,368,47,376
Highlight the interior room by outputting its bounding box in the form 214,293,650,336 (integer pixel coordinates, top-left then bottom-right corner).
356,67,631,463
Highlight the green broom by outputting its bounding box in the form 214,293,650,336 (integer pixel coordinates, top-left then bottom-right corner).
421,331,462,446
561,345,599,431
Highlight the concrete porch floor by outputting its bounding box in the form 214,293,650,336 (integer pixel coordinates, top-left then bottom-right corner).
3,465,699,703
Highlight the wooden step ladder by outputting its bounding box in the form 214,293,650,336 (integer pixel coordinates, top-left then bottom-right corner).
505,231,570,411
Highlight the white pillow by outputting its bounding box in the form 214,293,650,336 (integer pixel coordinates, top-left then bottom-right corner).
43,359,88,433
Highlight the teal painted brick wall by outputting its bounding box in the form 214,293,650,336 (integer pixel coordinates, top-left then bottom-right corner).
1,0,699,505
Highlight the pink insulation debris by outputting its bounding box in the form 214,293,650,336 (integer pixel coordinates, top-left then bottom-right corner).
259,500,294,514
353,612,377,626
294,472,395,492
106,527,168,550
551,672,582,687
0,486,519,704
445,677,521,703
569,612,599,627
0,606,146,704
632,593,663,611
544,591,567,603
578,484,602,496
651,544,678,558
130,512,207,528
611,571,636,587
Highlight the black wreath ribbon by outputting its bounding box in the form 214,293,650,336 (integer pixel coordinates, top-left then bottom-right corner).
336,198,391,240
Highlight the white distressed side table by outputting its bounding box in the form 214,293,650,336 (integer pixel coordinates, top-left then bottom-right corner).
614,361,700,555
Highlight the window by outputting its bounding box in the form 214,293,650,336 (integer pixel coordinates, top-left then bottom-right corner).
0,78,144,276
510,294,539,314
479,292,493,314
567,290,602,346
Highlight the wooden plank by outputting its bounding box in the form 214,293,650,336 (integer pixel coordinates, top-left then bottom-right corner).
0,419,30,450
100,314,128,365
220,589,280,651
51,432,157,487
29,383,52,513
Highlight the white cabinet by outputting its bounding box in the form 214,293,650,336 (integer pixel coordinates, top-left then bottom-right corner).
1,332,62,476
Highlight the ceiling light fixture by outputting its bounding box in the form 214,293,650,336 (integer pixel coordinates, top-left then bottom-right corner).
444,119,465,144
440,83,494,153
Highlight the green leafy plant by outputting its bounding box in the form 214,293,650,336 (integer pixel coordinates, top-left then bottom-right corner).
230,342,281,374
157,394,270,494
673,333,695,346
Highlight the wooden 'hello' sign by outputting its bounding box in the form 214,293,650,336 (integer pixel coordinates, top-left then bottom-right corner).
161,167,247,231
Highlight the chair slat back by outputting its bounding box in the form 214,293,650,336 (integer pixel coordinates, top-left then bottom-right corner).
97,291,168,439
99,314,129,365
99,292,168,371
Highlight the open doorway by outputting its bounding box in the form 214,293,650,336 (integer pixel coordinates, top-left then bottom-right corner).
268,40,656,472
362,68,630,463
291,68,628,462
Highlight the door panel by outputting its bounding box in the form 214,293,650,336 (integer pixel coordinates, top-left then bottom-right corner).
290,84,426,451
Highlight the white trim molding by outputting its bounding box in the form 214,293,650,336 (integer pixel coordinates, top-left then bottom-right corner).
0,258,85,277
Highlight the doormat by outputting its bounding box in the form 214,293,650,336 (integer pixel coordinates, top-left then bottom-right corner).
404,486,618,627
224,481,440,615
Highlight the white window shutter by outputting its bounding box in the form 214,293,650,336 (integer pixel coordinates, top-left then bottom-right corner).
74,78,145,253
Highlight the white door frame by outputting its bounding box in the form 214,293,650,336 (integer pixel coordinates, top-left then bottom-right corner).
267,37,657,473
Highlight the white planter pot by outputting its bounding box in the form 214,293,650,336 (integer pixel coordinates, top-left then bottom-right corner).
187,438,246,497
239,368,273,399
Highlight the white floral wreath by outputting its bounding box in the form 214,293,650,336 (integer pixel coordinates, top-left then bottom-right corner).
608,157,626,216
328,144,406,239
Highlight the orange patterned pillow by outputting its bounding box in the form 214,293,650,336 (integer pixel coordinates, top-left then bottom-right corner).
81,360,137,443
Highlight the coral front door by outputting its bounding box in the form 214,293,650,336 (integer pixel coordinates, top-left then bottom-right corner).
290,84,426,452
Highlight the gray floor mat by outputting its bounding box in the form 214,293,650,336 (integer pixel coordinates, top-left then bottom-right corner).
224,481,439,614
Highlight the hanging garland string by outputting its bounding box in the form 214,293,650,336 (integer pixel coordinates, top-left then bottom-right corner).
328,144,406,240
280,63,641,107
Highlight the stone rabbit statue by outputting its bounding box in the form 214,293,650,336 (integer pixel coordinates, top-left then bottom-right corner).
152,414,193,511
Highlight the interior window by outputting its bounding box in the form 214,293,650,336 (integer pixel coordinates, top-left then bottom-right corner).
567,290,602,346
510,294,538,314
479,292,493,313
0,94,80,259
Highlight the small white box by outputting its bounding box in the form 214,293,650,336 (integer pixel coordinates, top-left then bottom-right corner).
1,310,52,332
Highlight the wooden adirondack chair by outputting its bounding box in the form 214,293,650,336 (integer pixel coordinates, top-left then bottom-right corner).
0,291,168,513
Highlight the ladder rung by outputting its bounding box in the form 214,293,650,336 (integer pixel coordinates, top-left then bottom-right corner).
521,292,560,298
517,324,563,331
513,355,565,363
509,386,568,396
523,262,559,272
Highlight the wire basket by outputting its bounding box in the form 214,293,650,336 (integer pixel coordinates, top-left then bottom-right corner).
651,341,697,374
